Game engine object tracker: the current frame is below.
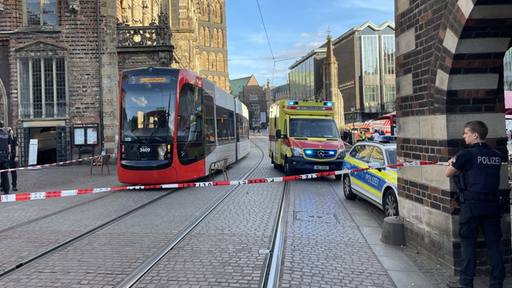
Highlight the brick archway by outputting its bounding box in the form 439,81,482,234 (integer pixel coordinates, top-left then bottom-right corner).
395,0,512,275
0,77,6,126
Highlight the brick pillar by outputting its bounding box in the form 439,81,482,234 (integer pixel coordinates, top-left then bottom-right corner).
395,0,512,275
102,0,120,155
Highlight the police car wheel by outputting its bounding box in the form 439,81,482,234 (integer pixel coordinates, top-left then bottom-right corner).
343,175,357,200
383,191,399,217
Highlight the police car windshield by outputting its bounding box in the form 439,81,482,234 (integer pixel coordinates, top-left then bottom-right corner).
385,148,397,165
289,118,340,138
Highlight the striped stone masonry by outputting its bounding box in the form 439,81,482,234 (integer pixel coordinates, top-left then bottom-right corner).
395,0,512,276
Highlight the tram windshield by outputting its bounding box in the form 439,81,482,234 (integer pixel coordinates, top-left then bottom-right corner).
120,69,178,145
289,118,340,138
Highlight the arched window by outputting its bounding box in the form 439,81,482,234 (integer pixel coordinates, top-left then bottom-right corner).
218,29,224,48
214,76,220,87
209,52,217,71
217,53,224,72
213,29,218,48
205,27,211,47
200,0,209,21
201,52,209,70
220,76,226,90
200,27,205,46
211,0,221,23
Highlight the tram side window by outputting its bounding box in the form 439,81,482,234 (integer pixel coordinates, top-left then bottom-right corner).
236,113,249,141
216,106,235,144
177,83,204,165
204,93,215,145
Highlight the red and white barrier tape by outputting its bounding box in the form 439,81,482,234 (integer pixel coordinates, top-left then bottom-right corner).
0,155,115,173
0,160,449,203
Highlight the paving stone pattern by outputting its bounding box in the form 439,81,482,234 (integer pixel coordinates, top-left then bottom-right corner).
281,178,396,288
135,135,284,287
0,138,265,287
0,191,167,274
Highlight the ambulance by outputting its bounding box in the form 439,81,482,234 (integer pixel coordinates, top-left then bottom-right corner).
268,100,346,178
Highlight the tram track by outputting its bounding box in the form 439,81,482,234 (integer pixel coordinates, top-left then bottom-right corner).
0,137,268,285
0,191,120,236
120,134,293,288
117,136,268,287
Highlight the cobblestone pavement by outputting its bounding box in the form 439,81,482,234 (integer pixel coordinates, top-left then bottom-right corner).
134,136,284,287
0,140,264,287
1,133,511,287
281,178,395,288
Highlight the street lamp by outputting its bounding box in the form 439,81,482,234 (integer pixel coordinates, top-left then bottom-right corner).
351,105,355,144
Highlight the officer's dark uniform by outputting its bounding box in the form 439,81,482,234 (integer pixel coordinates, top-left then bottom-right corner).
8,135,18,190
452,143,505,288
0,129,10,194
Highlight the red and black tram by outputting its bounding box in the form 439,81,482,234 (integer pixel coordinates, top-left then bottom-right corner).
117,67,250,184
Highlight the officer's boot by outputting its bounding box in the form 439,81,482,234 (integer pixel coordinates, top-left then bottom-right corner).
12,185,17,191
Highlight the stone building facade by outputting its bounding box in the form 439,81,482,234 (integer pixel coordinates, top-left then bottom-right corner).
0,0,119,165
171,0,229,91
0,0,228,165
395,0,511,276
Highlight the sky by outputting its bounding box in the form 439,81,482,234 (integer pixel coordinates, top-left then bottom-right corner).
225,0,395,87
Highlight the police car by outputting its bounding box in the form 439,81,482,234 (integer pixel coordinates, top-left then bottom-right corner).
342,139,399,216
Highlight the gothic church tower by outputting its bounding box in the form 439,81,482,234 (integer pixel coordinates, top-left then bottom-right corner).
318,31,345,133
171,0,229,91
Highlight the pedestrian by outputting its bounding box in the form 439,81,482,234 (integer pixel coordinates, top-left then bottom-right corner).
257,127,260,134
445,120,505,288
0,121,10,194
6,127,18,191
372,129,380,141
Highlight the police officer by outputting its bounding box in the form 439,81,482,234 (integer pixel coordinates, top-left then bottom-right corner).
6,127,18,191
0,121,10,195
358,130,366,142
445,121,505,288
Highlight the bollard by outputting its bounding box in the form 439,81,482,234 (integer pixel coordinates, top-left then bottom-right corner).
381,216,405,246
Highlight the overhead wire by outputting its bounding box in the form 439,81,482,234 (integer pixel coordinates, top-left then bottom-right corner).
255,0,276,86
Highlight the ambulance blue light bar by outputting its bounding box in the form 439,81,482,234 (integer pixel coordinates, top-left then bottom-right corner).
324,102,333,107
288,101,299,105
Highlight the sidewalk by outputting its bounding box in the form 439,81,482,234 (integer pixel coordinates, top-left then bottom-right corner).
1,161,122,195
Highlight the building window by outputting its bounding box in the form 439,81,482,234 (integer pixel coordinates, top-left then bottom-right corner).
19,57,67,118
26,0,57,26
250,95,258,101
505,48,512,91
383,85,395,103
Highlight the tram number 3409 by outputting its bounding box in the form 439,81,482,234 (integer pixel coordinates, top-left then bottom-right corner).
140,147,151,153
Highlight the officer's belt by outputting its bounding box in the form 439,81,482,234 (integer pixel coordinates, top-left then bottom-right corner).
463,190,499,202
0,151,8,154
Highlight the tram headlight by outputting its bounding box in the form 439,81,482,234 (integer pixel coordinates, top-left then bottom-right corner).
337,148,346,159
157,144,166,160
291,147,303,157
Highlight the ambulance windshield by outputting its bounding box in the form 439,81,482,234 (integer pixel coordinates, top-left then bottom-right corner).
289,118,340,138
